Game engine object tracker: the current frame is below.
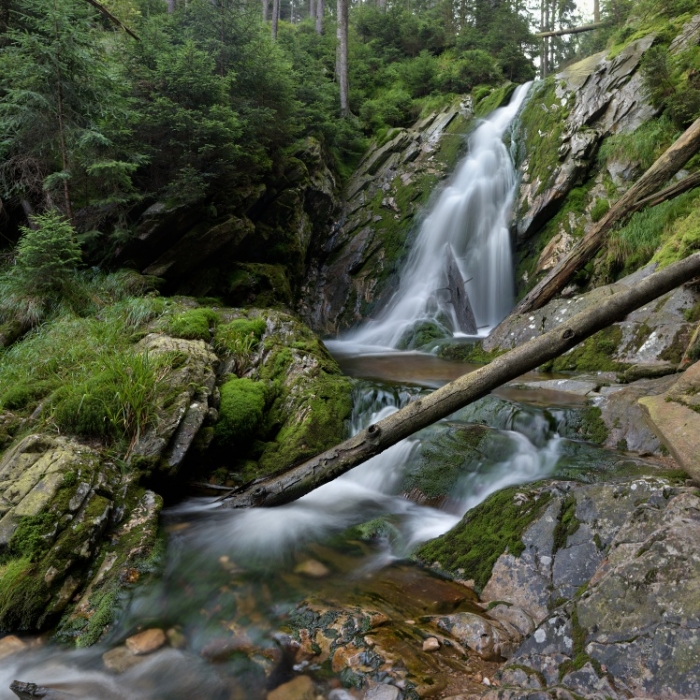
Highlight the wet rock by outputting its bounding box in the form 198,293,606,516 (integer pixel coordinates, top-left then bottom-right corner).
10,681,72,700
433,612,518,660
267,675,315,700
0,634,27,660
125,628,167,655
102,645,147,673
364,683,403,700
294,559,330,578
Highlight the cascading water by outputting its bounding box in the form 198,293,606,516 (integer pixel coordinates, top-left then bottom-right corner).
339,81,532,351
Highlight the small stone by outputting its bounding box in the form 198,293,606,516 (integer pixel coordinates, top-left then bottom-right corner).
102,645,144,673
166,627,186,649
0,635,27,660
294,559,330,578
422,637,440,652
364,683,402,700
125,628,166,655
482,676,491,686
267,675,315,700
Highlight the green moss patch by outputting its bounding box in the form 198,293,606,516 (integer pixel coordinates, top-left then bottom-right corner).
540,326,626,374
415,485,553,592
215,377,267,446
227,263,293,308
167,307,219,341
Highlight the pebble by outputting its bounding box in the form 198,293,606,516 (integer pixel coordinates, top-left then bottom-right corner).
102,645,145,673
125,628,167,655
422,637,440,652
364,683,402,700
294,559,330,578
0,635,27,660
267,675,315,700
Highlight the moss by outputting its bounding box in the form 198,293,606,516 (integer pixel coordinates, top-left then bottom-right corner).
167,307,219,341
652,203,700,268
403,425,489,499
590,198,610,222
558,607,603,680
215,377,267,446
474,83,516,118
415,485,553,592
659,327,690,364
539,326,626,374
6,512,57,562
684,302,700,324
0,379,57,411
397,321,448,350
436,341,502,364
514,79,568,197
579,406,608,445
553,493,580,553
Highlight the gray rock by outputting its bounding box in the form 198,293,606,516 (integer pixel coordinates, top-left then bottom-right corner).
433,612,519,660
364,683,403,700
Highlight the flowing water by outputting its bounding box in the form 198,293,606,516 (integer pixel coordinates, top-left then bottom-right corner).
339,82,532,352
0,84,656,698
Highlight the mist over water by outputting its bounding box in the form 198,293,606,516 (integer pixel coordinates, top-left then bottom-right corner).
336,81,532,352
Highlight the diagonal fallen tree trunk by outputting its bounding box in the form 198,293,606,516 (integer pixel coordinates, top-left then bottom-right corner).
513,116,700,316
223,252,700,509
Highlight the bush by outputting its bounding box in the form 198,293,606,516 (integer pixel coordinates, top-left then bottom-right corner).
215,377,267,446
590,199,610,222
437,50,501,94
14,213,82,292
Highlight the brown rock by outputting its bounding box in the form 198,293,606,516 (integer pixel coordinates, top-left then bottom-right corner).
267,675,315,700
422,637,440,652
102,645,145,673
125,628,167,655
294,559,330,578
0,635,27,660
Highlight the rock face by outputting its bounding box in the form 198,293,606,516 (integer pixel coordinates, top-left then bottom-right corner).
418,474,700,698
485,264,700,371
298,99,475,335
514,35,657,243
640,359,700,479
0,434,162,643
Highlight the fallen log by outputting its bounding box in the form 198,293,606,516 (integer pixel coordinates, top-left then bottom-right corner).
536,21,609,38
223,252,700,509
513,116,700,316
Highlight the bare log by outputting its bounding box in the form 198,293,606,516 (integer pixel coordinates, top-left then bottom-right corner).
223,252,700,509
626,169,700,217
536,21,608,38
513,117,700,315
84,0,140,40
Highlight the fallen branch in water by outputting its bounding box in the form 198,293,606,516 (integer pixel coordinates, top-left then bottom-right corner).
223,253,700,509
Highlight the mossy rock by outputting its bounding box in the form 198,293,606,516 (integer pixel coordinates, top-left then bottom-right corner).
415,484,553,592
226,263,293,309
215,377,267,446
167,307,220,341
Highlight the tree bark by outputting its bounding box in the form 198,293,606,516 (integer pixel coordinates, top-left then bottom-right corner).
337,0,349,116
223,252,700,509
271,0,279,39
309,0,315,20
166,0,175,12
315,0,323,33
536,21,608,38
263,0,268,21
513,116,700,315
594,0,600,23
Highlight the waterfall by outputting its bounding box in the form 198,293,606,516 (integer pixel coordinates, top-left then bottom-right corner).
339,82,532,351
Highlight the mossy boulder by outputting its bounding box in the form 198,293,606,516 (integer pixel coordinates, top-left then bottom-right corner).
215,311,352,478
0,435,161,642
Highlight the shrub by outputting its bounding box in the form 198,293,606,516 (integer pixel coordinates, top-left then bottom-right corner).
215,377,267,446
590,199,610,222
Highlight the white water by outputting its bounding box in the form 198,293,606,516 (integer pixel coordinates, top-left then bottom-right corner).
337,81,532,352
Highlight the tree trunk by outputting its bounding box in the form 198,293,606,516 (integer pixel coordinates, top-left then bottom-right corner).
309,0,315,20
594,0,600,23
536,21,608,38
83,0,140,40
263,0,268,21
513,116,700,315
315,0,323,33
166,0,175,12
271,0,279,39
223,252,700,509
337,0,349,116
53,0,73,222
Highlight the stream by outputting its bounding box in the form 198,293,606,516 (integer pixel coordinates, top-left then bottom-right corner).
0,87,659,698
